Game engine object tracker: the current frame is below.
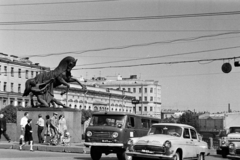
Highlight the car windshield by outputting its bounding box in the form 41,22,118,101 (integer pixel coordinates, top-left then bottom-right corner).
229,127,240,133
89,115,125,128
148,125,182,137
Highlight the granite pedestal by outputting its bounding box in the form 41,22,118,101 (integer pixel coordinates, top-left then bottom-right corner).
17,108,82,143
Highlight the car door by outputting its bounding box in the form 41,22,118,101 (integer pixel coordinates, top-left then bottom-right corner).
183,128,195,158
125,116,138,142
190,128,198,158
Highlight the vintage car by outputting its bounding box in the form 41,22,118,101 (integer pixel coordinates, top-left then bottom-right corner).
126,123,209,160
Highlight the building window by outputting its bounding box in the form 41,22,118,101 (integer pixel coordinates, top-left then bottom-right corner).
139,107,142,112
150,107,153,111
4,66,7,76
150,88,153,93
3,82,7,91
144,96,147,101
11,83,14,92
145,88,147,93
3,99,7,106
31,71,34,78
11,67,14,77
18,100,22,106
144,106,147,111
18,84,21,93
36,71,39,75
122,88,125,91
128,88,131,92
18,69,21,78
150,96,153,101
133,88,136,93
25,70,29,79
10,99,14,105
0,81,1,91
139,97,142,101
139,88,141,93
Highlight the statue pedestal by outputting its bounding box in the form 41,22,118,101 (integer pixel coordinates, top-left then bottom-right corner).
17,107,82,143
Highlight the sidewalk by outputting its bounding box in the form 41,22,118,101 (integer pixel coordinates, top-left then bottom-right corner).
0,141,90,154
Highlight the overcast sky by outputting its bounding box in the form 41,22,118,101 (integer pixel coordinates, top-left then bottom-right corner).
1,0,240,112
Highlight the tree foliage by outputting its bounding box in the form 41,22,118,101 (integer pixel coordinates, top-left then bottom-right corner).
0,105,22,123
81,109,94,124
177,111,199,131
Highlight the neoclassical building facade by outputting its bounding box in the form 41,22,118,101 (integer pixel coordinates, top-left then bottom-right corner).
0,53,135,112
0,53,49,109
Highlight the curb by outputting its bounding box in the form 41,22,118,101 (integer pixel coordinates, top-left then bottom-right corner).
0,143,90,154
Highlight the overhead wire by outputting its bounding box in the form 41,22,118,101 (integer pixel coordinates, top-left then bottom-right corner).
1,28,240,33
75,45,240,67
19,31,240,58
0,0,118,6
1,10,240,25
74,56,240,70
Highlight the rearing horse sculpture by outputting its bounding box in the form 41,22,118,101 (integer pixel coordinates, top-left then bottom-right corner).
23,56,86,108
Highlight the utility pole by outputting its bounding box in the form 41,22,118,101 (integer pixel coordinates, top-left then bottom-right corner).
141,83,143,115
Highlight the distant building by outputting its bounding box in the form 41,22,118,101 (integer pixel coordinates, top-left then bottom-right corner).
0,53,49,109
54,84,134,113
83,75,161,117
199,113,224,132
0,53,134,112
161,109,185,119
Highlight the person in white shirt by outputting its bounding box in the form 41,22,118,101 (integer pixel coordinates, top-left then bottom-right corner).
36,114,44,143
19,112,29,147
20,112,29,135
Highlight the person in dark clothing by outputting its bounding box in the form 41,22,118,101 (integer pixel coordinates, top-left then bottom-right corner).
0,113,11,142
20,119,33,151
36,114,44,143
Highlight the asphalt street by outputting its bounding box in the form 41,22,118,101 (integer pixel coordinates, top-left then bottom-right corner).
0,149,230,160
0,149,117,160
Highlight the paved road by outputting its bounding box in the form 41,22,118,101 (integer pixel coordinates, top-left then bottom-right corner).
0,149,117,160
0,149,230,160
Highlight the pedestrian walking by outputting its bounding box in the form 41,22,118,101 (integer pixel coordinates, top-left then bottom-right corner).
58,115,67,144
36,114,44,143
50,112,59,145
0,113,11,142
20,112,29,143
20,119,34,151
43,115,51,144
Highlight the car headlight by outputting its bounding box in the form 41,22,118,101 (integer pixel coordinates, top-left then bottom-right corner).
163,141,172,148
127,139,133,145
86,131,92,137
112,132,119,138
229,143,235,149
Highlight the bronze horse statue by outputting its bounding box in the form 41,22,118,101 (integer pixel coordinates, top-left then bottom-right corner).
23,56,86,108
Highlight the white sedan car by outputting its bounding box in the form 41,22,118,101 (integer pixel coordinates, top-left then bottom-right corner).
126,123,209,160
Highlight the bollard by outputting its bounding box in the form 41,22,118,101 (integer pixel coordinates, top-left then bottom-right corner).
209,137,214,149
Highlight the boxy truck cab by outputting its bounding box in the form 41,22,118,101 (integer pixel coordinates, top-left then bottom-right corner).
84,111,161,160
217,126,240,158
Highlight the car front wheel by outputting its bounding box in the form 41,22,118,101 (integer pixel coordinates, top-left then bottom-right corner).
173,152,180,160
198,153,205,160
117,150,132,160
90,146,102,160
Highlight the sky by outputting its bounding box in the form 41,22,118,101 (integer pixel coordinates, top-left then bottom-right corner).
1,0,240,112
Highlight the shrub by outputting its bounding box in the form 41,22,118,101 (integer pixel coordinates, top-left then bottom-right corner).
81,109,94,124
0,105,22,123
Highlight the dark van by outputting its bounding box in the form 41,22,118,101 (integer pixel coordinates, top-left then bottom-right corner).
84,111,161,160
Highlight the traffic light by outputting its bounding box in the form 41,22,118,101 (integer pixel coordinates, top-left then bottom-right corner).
234,61,240,67
222,63,232,74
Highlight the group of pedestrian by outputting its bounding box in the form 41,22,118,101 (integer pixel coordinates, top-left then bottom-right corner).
19,112,68,151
